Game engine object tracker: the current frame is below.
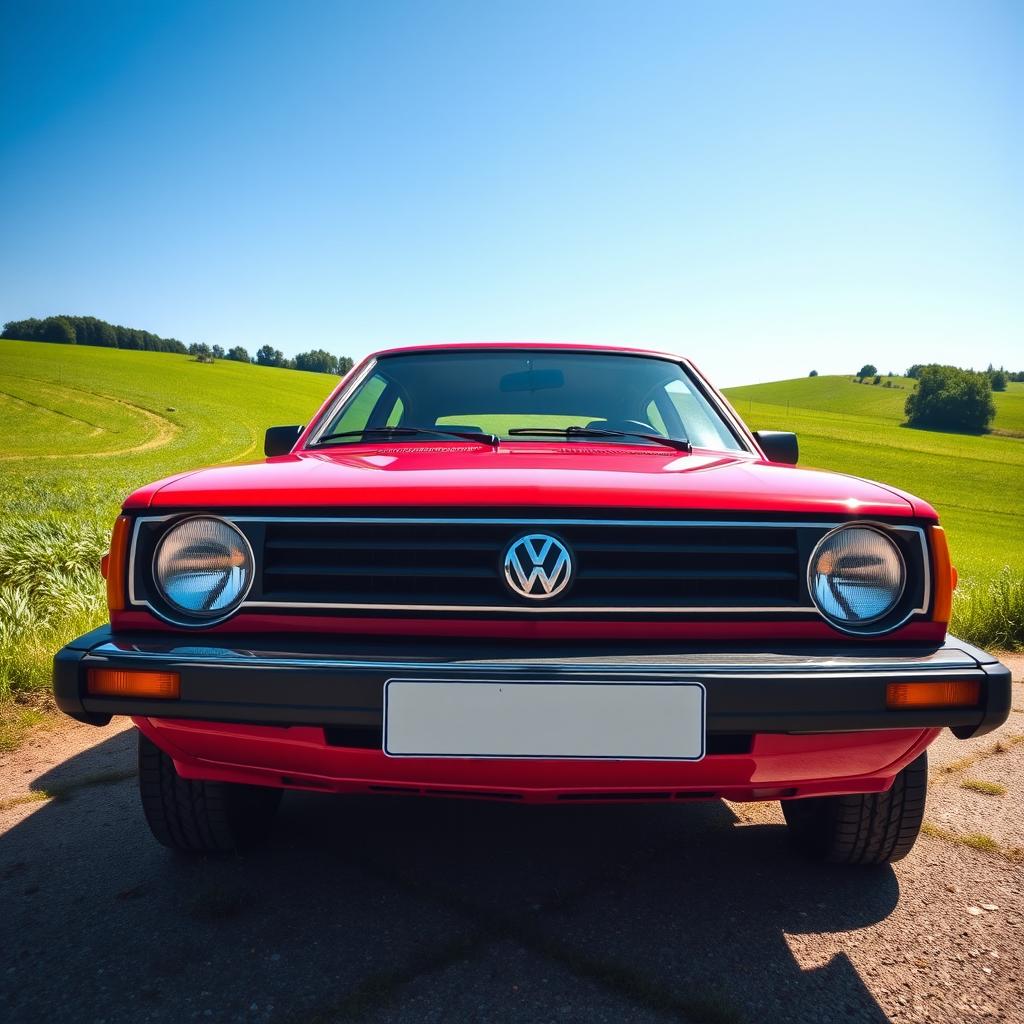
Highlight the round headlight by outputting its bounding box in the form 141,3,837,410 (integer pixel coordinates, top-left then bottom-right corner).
153,517,253,620
808,525,905,631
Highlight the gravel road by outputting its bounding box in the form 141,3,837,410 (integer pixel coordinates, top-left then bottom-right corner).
2,657,1021,1024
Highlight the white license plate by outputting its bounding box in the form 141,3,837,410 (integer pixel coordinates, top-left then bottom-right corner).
383,678,705,760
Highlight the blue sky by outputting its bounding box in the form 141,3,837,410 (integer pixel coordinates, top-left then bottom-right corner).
1,1,1020,386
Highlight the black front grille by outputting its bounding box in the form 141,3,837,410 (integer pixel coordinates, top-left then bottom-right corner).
258,518,812,612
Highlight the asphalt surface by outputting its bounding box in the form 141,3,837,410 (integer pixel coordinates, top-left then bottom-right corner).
1,657,1021,1024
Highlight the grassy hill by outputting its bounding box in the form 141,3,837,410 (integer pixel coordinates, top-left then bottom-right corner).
1,344,1021,745
0,340,335,744
1,340,333,528
725,374,1024,433
722,375,1024,581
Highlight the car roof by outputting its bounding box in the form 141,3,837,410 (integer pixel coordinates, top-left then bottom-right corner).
363,341,690,363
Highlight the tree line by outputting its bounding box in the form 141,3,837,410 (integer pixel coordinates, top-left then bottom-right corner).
813,362,1022,391
251,345,354,375
802,361,1019,434
2,316,354,376
2,315,187,353
906,363,1020,392
187,343,353,375
852,362,1016,433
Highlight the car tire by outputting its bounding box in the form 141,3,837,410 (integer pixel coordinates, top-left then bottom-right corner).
137,731,282,854
781,751,927,865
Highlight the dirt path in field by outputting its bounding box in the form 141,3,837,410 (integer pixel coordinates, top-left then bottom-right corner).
1,659,1021,1024
0,388,106,434
0,379,180,461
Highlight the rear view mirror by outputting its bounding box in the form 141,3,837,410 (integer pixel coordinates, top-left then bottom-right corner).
500,369,564,393
264,425,303,457
753,430,798,465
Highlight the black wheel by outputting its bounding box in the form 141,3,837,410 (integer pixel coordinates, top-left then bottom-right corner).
781,751,927,865
137,731,282,854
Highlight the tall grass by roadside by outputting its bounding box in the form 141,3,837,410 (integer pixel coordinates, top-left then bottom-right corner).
0,340,335,748
951,567,1024,652
0,518,107,724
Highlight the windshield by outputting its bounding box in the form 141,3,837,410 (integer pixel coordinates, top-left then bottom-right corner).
312,350,746,453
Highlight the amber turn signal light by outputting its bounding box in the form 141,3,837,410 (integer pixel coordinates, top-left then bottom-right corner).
929,526,955,625
87,669,180,699
886,680,980,709
105,516,131,613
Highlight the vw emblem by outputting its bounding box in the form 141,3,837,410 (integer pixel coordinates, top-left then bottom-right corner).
503,533,573,600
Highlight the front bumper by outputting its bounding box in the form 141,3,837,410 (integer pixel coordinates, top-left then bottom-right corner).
54,627,1011,741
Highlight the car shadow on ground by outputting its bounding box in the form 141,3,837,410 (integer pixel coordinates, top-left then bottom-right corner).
2,729,898,1024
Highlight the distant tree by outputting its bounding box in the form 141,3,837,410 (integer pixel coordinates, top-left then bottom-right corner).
904,365,995,433
857,364,877,379
989,369,1008,392
906,364,924,379
256,344,287,367
226,345,250,363
190,342,213,362
294,349,340,374
211,344,225,359
41,316,77,344
73,317,94,345
873,375,881,385
94,321,117,347
337,355,354,375
1,317,43,340
808,369,818,377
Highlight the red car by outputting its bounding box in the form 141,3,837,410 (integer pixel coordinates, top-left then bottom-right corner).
54,344,1010,863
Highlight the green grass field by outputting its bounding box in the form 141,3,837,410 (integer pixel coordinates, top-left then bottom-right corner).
1,343,1021,746
722,375,1024,580
1,340,334,527
0,340,334,745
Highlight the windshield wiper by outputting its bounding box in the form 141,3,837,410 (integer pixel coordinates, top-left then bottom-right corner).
312,426,500,448
507,425,691,452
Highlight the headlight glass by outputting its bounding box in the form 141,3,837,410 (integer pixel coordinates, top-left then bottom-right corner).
809,525,905,628
153,517,253,618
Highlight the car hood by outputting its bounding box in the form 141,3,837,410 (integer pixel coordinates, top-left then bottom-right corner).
126,444,925,518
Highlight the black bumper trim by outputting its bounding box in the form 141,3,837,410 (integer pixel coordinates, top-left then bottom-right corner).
53,628,1012,740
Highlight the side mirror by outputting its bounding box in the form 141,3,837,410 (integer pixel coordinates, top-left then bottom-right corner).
753,430,798,465
264,425,303,457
